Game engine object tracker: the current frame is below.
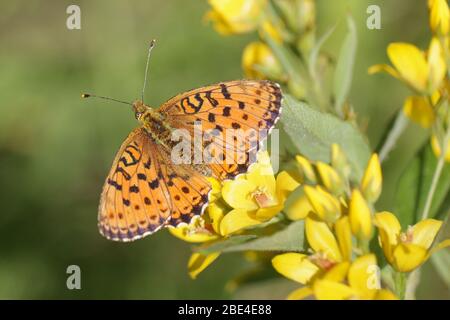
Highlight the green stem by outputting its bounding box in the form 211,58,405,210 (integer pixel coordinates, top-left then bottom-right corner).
378,111,408,163
405,269,421,300
421,130,449,220
394,271,407,299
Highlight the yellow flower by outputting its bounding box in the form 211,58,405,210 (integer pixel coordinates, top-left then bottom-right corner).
428,37,447,90
316,161,344,195
220,152,299,235
429,0,450,34
295,155,317,183
168,216,219,243
285,189,313,220
348,189,373,241
272,215,352,291
374,211,450,272
169,177,223,242
242,41,282,79
369,38,446,94
206,0,267,35
313,254,397,300
403,96,436,128
431,134,450,161
259,20,283,43
304,185,341,223
273,250,396,299
360,154,382,203
188,252,221,279
331,144,351,180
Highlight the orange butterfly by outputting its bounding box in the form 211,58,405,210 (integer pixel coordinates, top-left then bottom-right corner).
84,41,282,242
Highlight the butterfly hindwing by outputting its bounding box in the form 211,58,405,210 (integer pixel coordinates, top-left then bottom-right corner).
149,142,212,227
98,128,173,241
98,128,212,241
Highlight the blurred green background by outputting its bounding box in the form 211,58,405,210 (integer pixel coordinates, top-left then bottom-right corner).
0,0,446,299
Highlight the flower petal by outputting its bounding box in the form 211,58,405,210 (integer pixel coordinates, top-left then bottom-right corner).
313,279,356,300
316,162,344,195
276,170,301,203
368,64,401,78
207,177,222,202
323,262,350,282
387,43,428,92
349,189,373,241
411,218,443,249
335,216,353,261
168,217,218,243
242,41,281,79
403,96,435,128
348,254,378,299
375,289,398,300
207,0,266,35
285,190,313,221
374,211,401,264
429,0,450,34
287,286,313,300
360,154,382,203
306,216,342,262
222,179,258,210
254,204,283,221
272,253,319,284
304,186,341,223
428,37,446,91
188,252,221,279
246,152,277,195
295,155,317,183
331,144,350,179
392,243,428,272
428,239,450,256
431,134,450,162
206,200,228,234
219,208,261,235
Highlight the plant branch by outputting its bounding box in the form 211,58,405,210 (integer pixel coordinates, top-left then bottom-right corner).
378,111,408,163
421,130,449,220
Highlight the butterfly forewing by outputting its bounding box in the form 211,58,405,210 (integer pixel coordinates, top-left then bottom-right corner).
159,80,282,180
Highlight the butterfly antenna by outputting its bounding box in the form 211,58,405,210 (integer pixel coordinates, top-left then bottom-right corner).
142,39,156,103
81,93,132,106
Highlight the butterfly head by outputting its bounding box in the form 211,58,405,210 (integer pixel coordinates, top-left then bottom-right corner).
132,100,150,121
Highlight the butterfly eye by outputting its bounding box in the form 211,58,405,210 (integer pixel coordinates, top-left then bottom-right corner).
135,112,143,120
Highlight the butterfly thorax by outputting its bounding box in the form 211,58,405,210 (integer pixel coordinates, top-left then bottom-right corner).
132,100,212,177
132,100,174,149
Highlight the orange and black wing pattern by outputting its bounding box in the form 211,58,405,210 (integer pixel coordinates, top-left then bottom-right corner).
158,80,282,180
98,128,212,241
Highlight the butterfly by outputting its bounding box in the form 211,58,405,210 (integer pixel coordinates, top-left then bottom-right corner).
85,44,282,242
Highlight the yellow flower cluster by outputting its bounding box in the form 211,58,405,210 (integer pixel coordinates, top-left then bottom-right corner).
205,0,315,99
169,151,300,278
370,0,450,161
271,145,449,299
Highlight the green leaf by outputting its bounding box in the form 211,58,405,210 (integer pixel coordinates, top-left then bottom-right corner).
394,157,421,228
280,94,371,180
196,220,305,254
416,146,450,220
309,24,336,83
394,144,450,227
222,220,305,253
333,15,357,116
195,235,257,255
265,35,307,85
